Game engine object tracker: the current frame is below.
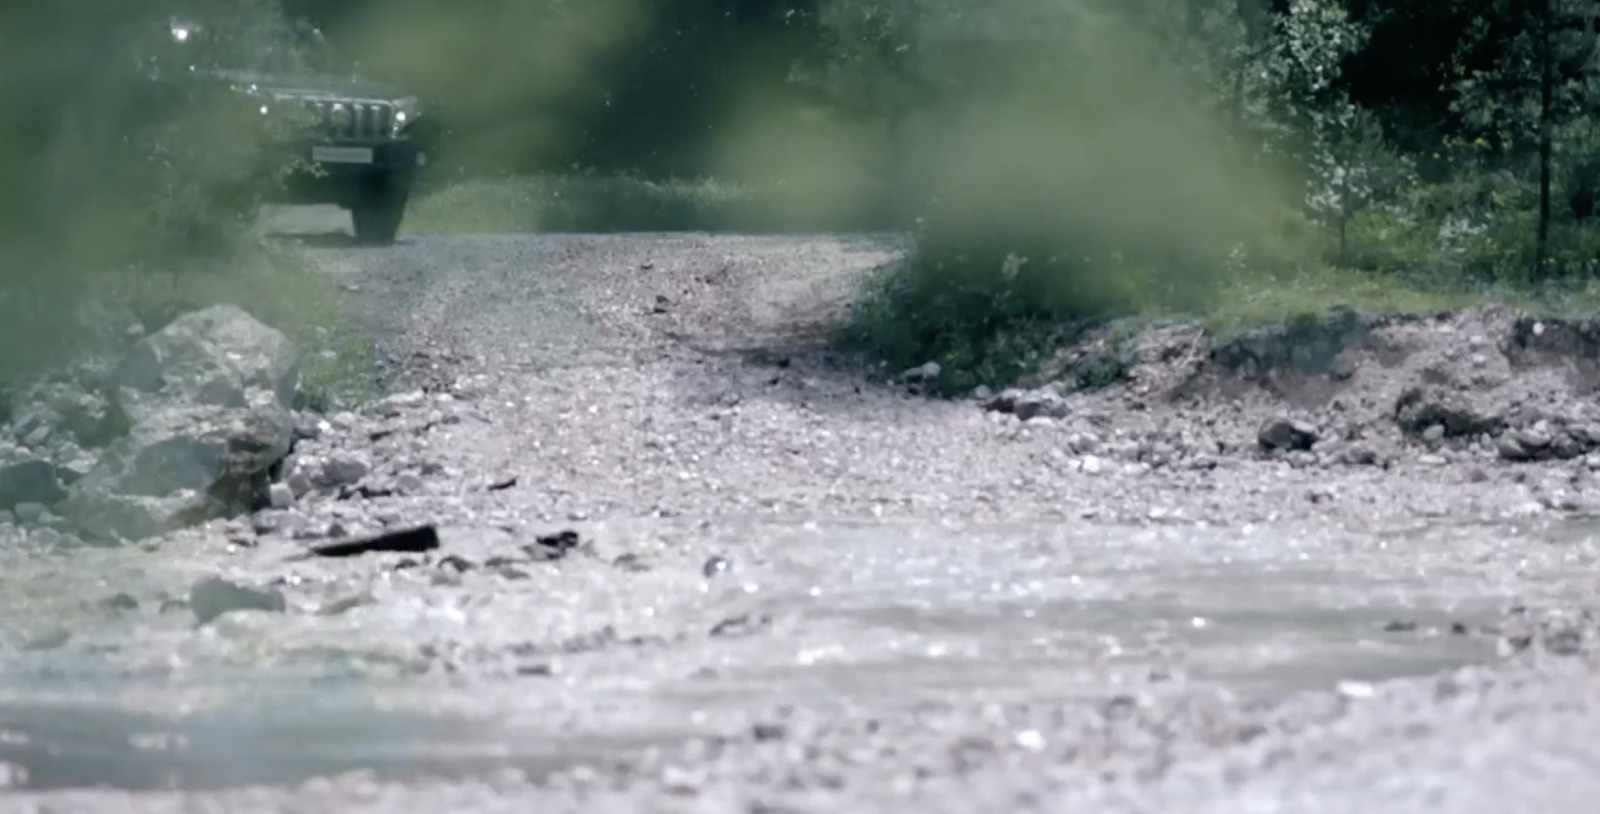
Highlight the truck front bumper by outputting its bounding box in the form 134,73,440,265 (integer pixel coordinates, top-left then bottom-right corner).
275,140,428,206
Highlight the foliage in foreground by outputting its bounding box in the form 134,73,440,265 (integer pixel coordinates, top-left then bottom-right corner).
0,0,352,390
820,0,1600,394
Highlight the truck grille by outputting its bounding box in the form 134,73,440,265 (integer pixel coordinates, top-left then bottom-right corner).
301,99,394,141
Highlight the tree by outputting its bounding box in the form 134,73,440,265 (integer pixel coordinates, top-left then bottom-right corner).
1451,0,1599,278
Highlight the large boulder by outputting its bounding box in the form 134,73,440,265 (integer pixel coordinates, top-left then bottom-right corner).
109,304,299,421
57,306,302,542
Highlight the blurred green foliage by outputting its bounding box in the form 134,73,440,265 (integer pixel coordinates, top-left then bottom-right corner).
8,0,1600,398
0,0,335,385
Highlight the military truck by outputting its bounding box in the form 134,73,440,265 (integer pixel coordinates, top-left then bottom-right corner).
168,16,432,245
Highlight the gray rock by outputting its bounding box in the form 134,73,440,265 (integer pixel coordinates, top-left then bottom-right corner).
1066,432,1100,455
900,361,942,383
1421,424,1446,443
322,453,371,487
49,443,97,486
268,482,295,509
982,388,1026,414
0,456,66,510
12,409,55,447
1393,387,1505,438
81,406,293,507
188,576,286,625
1498,434,1537,462
1014,391,1069,421
50,306,303,540
395,472,426,494
57,488,209,543
378,390,427,416
1551,433,1587,460
1515,426,1553,450
293,412,328,441
110,305,299,421
11,502,48,525
286,469,315,498
13,380,118,447
1258,417,1319,452
252,508,312,538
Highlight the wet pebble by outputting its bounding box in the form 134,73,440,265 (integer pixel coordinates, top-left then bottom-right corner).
189,576,286,625
702,556,731,578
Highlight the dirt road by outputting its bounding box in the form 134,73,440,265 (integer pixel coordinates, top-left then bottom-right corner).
3,211,1600,811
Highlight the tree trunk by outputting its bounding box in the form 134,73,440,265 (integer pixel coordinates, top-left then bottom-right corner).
1536,0,1554,280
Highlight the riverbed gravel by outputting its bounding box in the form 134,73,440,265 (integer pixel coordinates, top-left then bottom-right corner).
4,214,1600,811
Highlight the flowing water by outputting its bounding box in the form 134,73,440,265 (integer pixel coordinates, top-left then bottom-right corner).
3,515,1596,792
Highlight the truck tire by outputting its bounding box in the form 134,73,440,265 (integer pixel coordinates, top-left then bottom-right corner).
350,178,410,246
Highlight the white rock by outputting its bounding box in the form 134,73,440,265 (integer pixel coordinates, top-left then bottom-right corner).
268,482,295,509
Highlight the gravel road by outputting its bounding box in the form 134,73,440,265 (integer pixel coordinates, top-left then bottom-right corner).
4,209,1600,811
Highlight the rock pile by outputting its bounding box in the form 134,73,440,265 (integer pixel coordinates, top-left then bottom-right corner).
972,306,1600,476
1,305,302,544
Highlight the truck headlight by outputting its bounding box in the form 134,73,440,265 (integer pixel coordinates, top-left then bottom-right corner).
170,18,200,42
392,96,421,137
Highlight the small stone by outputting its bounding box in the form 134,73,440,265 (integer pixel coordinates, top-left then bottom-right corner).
1286,450,1318,468
322,453,371,487
1421,424,1446,443
1551,433,1586,460
188,576,286,625
1081,455,1104,475
268,482,294,509
286,470,314,498
30,527,61,547
1013,390,1069,421
1499,435,1537,462
972,385,993,401
395,472,426,494
252,509,311,538
908,361,942,381
22,626,71,651
983,389,1025,414
702,556,731,578
1257,416,1318,452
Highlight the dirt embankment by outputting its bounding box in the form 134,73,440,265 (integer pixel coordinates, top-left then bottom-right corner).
964,304,1600,519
